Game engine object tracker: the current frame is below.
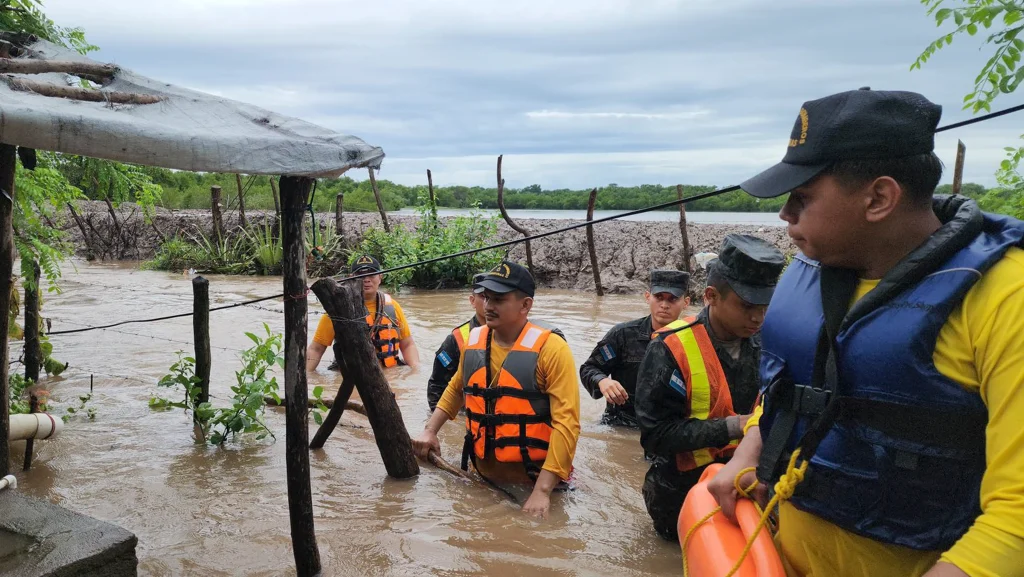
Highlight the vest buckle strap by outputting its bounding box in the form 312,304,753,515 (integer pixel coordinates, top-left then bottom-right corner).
791,384,831,416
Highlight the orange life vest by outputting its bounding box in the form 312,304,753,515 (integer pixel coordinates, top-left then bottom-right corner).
656,316,739,472
461,322,553,470
366,292,402,368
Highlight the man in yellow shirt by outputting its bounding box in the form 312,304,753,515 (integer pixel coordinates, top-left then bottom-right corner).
707,88,1024,577
412,260,580,519
306,254,420,371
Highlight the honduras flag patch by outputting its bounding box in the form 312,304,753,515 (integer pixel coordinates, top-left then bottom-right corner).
668,370,686,397
599,344,616,362
437,351,453,367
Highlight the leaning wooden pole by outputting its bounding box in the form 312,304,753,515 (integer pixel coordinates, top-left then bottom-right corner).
426,169,438,229
235,174,248,228
952,139,967,196
367,167,391,232
676,184,692,274
585,188,604,296
279,175,322,577
0,143,16,478
308,277,420,479
22,260,40,471
192,276,211,441
334,193,344,240
496,155,534,274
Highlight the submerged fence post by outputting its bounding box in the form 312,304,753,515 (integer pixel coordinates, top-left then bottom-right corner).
496,155,534,275
0,144,17,478
279,174,322,577
192,276,211,434
367,167,391,233
210,185,224,242
677,184,692,274
585,188,603,296
21,260,40,471
308,277,420,479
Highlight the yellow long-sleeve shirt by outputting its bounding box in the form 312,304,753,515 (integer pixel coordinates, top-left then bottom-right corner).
312,296,412,347
747,246,1024,577
435,327,581,482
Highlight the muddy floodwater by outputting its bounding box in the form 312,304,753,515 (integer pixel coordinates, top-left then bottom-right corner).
10,260,701,576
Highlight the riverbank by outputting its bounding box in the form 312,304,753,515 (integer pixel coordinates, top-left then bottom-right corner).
60,200,796,294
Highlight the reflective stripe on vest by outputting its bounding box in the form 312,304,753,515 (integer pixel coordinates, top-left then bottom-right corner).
452,321,472,353
366,293,401,368
657,316,738,472
462,323,553,465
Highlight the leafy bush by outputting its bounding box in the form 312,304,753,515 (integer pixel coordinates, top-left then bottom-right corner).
352,194,504,289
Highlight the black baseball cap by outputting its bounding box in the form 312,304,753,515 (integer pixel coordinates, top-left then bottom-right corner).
350,254,381,274
649,270,690,298
710,234,786,305
741,87,942,199
473,261,536,297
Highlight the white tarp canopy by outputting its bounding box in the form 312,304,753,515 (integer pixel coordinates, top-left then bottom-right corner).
0,35,384,178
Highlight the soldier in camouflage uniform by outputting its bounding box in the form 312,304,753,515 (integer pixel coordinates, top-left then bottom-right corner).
634,234,785,541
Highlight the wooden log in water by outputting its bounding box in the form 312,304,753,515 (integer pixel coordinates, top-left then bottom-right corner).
0,143,17,478
280,175,322,577
308,277,419,479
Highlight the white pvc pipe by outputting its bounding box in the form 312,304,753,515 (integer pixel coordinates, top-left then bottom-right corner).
9,413,63,442
0,474,15,491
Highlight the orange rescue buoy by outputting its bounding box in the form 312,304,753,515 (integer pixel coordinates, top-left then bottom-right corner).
678,463,786,577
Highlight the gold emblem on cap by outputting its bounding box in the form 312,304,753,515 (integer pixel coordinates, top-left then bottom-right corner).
488,263,512,278
357,255,374,264
788,108,809,147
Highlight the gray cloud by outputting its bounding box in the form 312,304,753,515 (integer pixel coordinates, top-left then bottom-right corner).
47,0,1024,189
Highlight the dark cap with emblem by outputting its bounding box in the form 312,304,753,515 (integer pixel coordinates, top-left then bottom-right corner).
649,270,690,298
710,234,786,305
350,254,382,274
741,87,942,199
473,260,536,297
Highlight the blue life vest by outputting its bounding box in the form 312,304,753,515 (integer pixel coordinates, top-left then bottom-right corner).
757,197,1024,550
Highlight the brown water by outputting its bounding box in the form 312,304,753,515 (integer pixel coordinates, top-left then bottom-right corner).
9,260,700,576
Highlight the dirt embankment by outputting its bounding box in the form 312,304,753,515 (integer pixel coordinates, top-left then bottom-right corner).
60,201,796,294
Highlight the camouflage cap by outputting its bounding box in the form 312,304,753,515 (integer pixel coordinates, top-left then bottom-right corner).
711,234,785,305
649,269,690,298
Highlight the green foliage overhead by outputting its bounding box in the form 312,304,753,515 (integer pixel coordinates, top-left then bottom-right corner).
0,0,96,54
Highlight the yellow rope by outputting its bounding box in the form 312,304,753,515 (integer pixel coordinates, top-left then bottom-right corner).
681,449,809,577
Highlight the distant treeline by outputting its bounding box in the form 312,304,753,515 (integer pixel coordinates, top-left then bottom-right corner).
66,164,1019,217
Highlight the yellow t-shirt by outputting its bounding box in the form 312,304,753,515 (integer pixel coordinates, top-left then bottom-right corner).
748,247,1024,577
436,326,581,482
312,295,412,347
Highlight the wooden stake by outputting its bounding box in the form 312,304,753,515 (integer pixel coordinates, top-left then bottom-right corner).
367,167,391,232
677,184,692,273
210,185,224,243
953,140,967,196
269,177,281,241
585,188,603,296
280,175,322,577
308,277,420,479
308,379,356,449
426,169,438,228
0,143,17,478
235,174,248,228
24,260,40,384
21,394,39,472
192,277,211,407
496,155,534,274
334,193,344,240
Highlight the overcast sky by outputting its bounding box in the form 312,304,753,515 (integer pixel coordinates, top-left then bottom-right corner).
45,0,1024,190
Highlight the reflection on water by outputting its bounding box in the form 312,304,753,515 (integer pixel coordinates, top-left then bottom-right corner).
9,260,697,576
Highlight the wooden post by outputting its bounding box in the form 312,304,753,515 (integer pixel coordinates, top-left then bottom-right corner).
496,155,534,275
585,188,603,296
0,143,17,478
279,175,322,577
677,184,692,273
367,167,391,232
235,174,248,228
24,260,40,384
308,277,420,479
426,169,438,228
210,185,224,242
192,276,211,411
269,177,282,240
335,193,344,239
953,140,967,196
21,260,40,471
308,378,356,449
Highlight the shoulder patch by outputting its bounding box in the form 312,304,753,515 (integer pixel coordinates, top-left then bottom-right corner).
668,369,687,397
437,350,453,367
599,344,616,362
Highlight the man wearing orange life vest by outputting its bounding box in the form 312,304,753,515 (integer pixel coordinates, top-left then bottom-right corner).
634,234,785,541
306,255,420,372
413,260,581,519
